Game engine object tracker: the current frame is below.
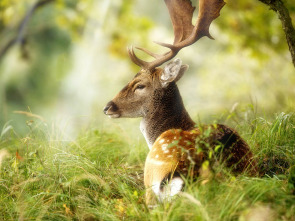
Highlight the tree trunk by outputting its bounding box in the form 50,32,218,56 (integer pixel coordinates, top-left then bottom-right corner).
259,0,295,68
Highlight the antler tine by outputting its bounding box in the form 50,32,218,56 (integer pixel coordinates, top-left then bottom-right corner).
135,47,162,59
154,41,177,50
127,47,149,69
128,0,225,70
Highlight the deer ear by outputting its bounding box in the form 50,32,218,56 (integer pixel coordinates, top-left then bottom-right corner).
160,58,189,87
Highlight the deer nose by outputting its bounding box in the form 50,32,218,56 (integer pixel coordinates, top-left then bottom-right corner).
103,101,118,115
103,102,111,114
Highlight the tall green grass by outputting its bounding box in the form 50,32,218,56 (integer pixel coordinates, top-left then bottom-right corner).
0,112,294,220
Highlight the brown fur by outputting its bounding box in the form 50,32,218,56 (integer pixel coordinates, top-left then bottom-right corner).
104,66,258,206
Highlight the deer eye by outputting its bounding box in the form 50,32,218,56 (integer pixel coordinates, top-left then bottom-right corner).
135,84,146,90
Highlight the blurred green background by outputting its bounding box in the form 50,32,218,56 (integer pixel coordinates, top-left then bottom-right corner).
0,0,295,138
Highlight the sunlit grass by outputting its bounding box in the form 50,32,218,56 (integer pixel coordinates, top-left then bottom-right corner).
0,112,294,220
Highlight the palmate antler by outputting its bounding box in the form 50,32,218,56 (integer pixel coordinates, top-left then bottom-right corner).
128,0,226,70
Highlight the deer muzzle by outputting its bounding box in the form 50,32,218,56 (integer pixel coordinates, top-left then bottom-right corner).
103,101,120,118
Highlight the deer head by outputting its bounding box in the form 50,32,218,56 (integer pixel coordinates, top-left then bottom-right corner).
103,59,188,119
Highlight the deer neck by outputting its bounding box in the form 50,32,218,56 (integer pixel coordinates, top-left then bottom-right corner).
140,83,195,149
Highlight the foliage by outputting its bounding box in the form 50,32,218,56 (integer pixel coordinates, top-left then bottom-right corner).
0,112,294,220
106,0,153,60
218,0,295,60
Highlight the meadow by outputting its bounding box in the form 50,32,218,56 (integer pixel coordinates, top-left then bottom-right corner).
1,0,295,220
0,110,294,221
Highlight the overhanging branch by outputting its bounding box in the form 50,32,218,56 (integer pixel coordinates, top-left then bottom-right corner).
0,0,54,61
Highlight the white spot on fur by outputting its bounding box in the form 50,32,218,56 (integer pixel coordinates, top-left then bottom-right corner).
162,143,168,150
167,155,173,158
164,148,170,153
155,155,159,159
148,159,164,166
159,139,165,144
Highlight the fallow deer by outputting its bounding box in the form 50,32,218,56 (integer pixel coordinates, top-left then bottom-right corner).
103,0,258,206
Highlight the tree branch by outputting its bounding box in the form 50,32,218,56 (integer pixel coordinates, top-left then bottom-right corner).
0,0,54,61
259,0,295,67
